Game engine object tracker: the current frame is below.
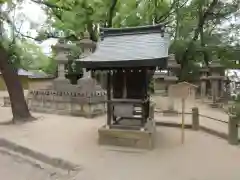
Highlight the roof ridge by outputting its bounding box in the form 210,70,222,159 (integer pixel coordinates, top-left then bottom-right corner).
100,24,166,39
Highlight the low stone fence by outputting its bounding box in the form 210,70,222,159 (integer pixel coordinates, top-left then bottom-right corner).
156,108,240,146
2,89,107,118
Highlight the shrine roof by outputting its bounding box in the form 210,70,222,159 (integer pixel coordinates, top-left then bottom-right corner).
77,24,170,69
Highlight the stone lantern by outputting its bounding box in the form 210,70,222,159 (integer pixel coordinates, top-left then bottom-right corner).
25,34,106,118
164,54,180,88
207,60,225,107
163,54,180,115
77,32,96,79
51,41,76,89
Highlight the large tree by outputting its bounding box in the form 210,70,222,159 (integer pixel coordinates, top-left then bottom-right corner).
0,0,54,122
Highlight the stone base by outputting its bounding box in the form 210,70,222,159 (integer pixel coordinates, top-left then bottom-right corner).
163,109,179,116
3,96,106,118
209,103,219,108
29,101,106,118
98,121,156,150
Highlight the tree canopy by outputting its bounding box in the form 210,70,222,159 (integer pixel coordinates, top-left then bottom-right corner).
0,0,56,74
1,0,240,77
28,0,240,80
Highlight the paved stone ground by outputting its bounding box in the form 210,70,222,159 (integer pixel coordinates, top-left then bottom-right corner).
0,93,239,180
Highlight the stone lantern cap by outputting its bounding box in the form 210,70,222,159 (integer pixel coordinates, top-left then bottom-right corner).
167,54,180,69
51,42,76,64
207,75,225,80
200,75,208,80
76,32,96,50
209,60,224,69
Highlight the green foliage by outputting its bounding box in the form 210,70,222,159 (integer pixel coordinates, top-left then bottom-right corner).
40,0,240,73
0,0,57,75
2,0,239,81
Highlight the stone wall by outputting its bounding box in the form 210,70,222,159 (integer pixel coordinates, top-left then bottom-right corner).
27,90,106,118
3,90,106,118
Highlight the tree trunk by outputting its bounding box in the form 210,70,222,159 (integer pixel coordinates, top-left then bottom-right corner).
0,45,33,122
199,2,209,67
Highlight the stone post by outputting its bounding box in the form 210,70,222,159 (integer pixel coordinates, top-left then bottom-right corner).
211,80,218,103
228,115,239,145
164,76,178,112
192,107,199,130
220,80,225,97
200,81,206,99
199,68,209,99
149,101,155,119
58,63,65,80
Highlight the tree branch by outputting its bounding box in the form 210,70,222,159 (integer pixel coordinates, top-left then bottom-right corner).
31,0,71,11
181,0,219,66
106,0,118,27
157,0,189,23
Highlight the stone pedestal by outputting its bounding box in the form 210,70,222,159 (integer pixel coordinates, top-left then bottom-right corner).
208,60,226,107
200,76,207,99
58,64,66,80
192,107,199,130
153,71,166,94
208,75,224,108
98,120,156,149
211,79,218,105
199,68,209,99
163,76,178,116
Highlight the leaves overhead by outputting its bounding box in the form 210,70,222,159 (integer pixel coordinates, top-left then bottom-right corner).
0,0,240,80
